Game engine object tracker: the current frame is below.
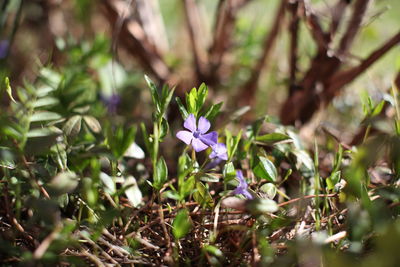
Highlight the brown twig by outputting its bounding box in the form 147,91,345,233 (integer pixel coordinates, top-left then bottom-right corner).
102,0,172,82
238,0,287,106
208,0,252,81
182,0,208,83
288,0,301,90
329,0,350,38
337,0,371,56
327,30,400,98
303,0,329,52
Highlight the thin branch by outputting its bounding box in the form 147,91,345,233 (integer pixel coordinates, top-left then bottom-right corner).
208,0,252,73
237,0,287,105
288,0,301,88
102,0,171,82
182,0,209,82
302,0,329,52
337,0,370,56
135,0,170,52
329,0,350,38
327,30,400,98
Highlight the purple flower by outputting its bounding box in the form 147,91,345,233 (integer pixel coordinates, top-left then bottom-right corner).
176,114,217,152
100,93,120,114
210,143,228,161
0,40,9,59
233,170,253,199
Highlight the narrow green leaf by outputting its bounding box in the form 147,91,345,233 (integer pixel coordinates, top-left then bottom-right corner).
140,122,152,157
204,245,223,258
33,97,59,108
253,156,277,182
5,77,16,103
256,133,291,144
193,182,214,208
175,97,189,119
196,83,208,111
154,157,168,190
30,111,62,122
186,87,197,115
172,209,192,239
144,75,160,112
204,102,222,121
180,175,195,199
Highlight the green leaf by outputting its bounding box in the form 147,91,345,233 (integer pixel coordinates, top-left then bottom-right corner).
144,75,160,113
193,181,214,208
180,175,195,199
196,83,208,111
40,67,62,87
256,133,291,145
186,87,197,115
371,100,385,117
226,129,242,160
161,85,175,113
123,176,142,207
260,183,277,199
159,117,169,140
0,147,16,169
327,171,341,191
253,156,277,182
175,97,189,119
25,127,62,155
4,77,16,103
33,97,59,108
30,111,62,122
63,115,82,137
204,102,222,121
83,116,102,133
200,173,220,183
120,125,137,157
48,171,79,196
223,162,236,181
172,209,192,239
154,157,168,190
99,172,115,194
204,245,223,258
246,198,279,215
124,142,145,159
140,122,152,157
292,149,314,171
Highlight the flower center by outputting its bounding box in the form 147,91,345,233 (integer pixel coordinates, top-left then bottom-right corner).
193,130,200,138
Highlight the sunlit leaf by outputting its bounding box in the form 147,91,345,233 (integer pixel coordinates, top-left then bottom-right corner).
253,156,277,182
172,209,192,239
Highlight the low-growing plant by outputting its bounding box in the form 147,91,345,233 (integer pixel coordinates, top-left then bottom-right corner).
1,54,400,266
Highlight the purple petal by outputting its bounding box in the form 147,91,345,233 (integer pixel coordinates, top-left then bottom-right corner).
205,158,223,169
200,131,218,146
242,190,254,199
210,143,228,160
183,114,197,132
176,130,193,145
209,151,217,159
192,138,209,152
197,116,211,134
236,170,244,181
220,152,228,161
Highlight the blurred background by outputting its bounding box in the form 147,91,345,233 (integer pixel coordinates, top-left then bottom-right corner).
1,0,399,139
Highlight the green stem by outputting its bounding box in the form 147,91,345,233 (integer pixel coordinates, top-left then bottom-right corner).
314,140,321,231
